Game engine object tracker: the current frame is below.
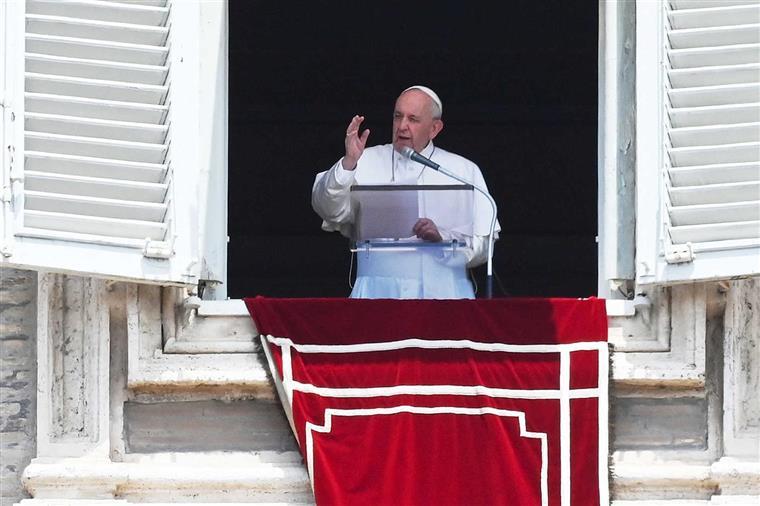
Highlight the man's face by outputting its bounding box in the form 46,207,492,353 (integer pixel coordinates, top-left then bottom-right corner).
392,90,443,153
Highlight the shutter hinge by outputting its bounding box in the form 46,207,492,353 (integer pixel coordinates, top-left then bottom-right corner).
665,243,695,264
143,238,174,259
1,186,12,203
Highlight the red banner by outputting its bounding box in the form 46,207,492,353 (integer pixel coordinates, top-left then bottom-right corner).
245,297,608,506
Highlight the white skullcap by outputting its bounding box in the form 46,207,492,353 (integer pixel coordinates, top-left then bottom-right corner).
402,85,443,116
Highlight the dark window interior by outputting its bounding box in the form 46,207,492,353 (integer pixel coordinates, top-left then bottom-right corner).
228,1,598,298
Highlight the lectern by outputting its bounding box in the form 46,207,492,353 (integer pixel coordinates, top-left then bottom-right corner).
349,184,476,299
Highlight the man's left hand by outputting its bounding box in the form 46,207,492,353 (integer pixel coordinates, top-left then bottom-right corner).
413,218,442,242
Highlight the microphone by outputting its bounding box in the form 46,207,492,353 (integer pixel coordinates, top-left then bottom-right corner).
399,146,498,298
400,146,440,170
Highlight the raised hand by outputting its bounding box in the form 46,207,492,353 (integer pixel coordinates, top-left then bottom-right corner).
342,115,370,171
412,218,442,242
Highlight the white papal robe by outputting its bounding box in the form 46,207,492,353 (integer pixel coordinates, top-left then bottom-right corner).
311,142,500,299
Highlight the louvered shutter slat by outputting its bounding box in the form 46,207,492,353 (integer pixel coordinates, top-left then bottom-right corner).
670,221,760,243
99,0,168,7
668,24,760,49
26,113,168,144
664,1,760,258
25,171,167,202
669,44,760,68
25,191,167,222
26,93,168,124
669,103,760,127
26,151,167,183
669,63,760,88
26,53,168,85
669,122,760,147
670,142,760,166
669,162,760,186
669,181,760,205
670,201,760,226
24,211,167,240
26,73,168,104
27,0,169,26
26,14,169,46
26,34,168,65
668,4,760,29
668,83,760,107
671,1,759,9
25,132,167,163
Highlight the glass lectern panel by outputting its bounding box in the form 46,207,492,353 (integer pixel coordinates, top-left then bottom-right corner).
350,184,474,243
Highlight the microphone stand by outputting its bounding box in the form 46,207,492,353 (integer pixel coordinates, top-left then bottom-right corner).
433,167,497,299
402,147,497,298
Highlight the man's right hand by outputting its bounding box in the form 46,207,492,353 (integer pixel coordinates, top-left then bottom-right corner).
342,115,370,171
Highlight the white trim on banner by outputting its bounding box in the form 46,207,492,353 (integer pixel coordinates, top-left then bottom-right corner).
305,406,550,506
265,335,609,506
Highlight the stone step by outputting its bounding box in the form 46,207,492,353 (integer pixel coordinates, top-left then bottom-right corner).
22,452,313,504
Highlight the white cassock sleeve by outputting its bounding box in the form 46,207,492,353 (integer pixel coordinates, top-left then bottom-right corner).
311,158,356,233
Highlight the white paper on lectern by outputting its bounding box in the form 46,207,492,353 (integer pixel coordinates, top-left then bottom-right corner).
351,185,474,242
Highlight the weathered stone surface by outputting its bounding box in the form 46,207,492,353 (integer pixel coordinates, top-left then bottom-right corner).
613,396,708,450
0,268,37,504
124,399,297,453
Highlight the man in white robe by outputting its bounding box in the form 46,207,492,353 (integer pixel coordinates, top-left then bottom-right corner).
312,86,500,299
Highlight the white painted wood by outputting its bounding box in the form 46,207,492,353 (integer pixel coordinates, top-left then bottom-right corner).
670,220,760,243
669,44,760,69
25,132,167,163
670,201,760,225
669,122,760,147
651,0,760,282
25,72,168,104
26,14,169,46
668,83,760,108
24,190,167,221
668,4,760,30
26,53,168,85
26,34,168,66
672,0,758,9
26,112,167,144
669,181,760,206
669,63,760,88
100,0,167,6
668,23,760,49
26,93,168,123
669,162,760,185
27,0,169,27
3,0,220,287
634,0,664,285
25,210,166,240
25,151,167,182
24,170,167,202
669,142,760,166
669,103,760,128
101,0,167,6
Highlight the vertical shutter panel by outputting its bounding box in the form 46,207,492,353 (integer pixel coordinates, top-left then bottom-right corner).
22,0,171,245
2,0,216,286
664,1,760,252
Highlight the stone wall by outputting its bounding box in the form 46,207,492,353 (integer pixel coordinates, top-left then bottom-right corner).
0,269,36,504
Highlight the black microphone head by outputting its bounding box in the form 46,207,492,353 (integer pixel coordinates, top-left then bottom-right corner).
400,146,416,159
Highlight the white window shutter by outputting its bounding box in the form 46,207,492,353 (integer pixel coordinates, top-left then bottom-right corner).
636,0,760,285
1,0,217,287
